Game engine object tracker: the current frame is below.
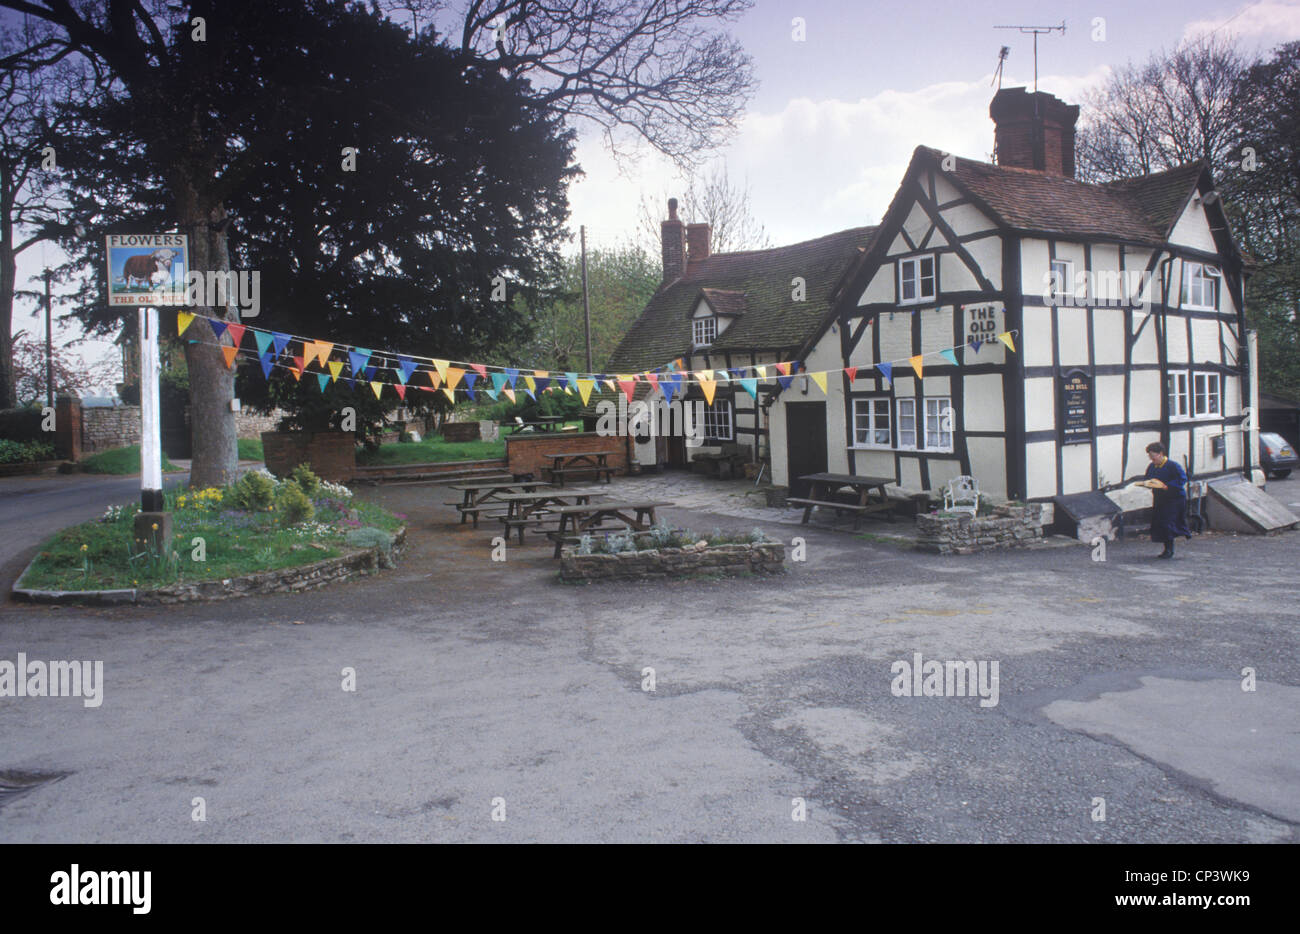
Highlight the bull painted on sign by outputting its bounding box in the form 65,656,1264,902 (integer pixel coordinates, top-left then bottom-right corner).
121,249,179,290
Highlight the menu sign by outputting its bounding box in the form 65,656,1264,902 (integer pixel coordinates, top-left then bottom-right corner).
1060,370,1093,444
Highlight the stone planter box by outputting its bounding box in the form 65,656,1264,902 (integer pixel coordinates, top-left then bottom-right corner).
916,503,1047,555
262,430,356,482
560,541,785,582
442,420,498,443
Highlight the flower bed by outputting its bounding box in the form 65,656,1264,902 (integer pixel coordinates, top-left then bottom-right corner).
15,466,405,595
915,503,1047,555
560,525,785,581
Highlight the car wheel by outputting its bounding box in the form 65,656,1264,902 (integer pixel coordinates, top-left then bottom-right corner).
1271,469,1291,479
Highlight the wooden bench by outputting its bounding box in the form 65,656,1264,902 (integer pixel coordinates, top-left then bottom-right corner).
454,504,509,528
691,443,749,480
499,515,553,545
547,465,616,486
785,497,885,529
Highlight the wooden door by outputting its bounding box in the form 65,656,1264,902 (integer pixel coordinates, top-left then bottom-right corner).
785,402,827,498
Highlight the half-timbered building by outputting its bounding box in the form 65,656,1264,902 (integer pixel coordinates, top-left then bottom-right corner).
770,86,1256,502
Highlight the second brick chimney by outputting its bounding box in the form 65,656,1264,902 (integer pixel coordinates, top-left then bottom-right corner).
686,222,711,266
990,87,1080,178
661,198,686,284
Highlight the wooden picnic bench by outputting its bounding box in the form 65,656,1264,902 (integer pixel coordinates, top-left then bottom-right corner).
544,501,675,557
493,490,605,544
446,479,551,528
788,473,896,529
544,450,616,487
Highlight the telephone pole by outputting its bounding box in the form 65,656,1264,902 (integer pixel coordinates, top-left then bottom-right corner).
580,225,592,373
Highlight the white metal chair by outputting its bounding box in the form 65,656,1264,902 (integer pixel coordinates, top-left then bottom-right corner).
943,475,980,517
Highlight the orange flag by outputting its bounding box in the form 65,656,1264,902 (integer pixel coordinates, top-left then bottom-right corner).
774,362,790,376
909,354,924,378
699,377,717,405
221,345,239,369
445,367,465,390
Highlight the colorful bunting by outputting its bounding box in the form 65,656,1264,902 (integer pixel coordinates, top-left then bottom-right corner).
997,331,1016,352
432,359,449,382
699,376,717,405
970,339,983,353
617,376,637,403
177,311,196,336
260,356,274,379
254,330,274,357
739,377,758,400
445,367,465,390
271,331,292,357
221,345,239,369
370,381,384,399
504,368,519,388
289,356,304,381
877,362,893,384
909,355,924,378
576,378,595,405
845,366,858,383
394,383,406,401
809,371,828,394
316,373,330,393
470,363,487,379
348,348,371,375
939,348,959,366
328,360,344,383
226,323,247,349
209,319,228,340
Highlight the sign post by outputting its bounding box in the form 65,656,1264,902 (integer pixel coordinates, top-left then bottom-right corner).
106,234,189,557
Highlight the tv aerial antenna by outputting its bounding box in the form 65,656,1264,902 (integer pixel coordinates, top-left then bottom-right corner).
992,45,1010,90
994,21,1065,92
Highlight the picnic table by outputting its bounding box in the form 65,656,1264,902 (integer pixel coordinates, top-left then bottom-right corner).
446,479,551,528
544,501,675,557
789,473,896,528
513,416,565,432
545,450,616,487
493,490,606,544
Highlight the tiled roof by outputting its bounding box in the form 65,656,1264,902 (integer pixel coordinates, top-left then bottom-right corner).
604,226,877,373
919,146,1205,246
698,288,747,317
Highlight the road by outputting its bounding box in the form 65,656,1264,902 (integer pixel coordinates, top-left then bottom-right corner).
0,473,1296,843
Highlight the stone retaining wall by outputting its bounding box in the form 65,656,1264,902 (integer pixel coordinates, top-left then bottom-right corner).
82,405,141,454
560,541,785,581
916,503,1047,555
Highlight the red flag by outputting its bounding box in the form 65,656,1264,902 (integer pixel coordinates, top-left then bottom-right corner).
225,323,247,348
845,366,858,382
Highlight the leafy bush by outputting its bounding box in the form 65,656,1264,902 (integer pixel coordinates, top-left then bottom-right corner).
289,463,321,497
0,406,45,442
345,525,395,567
228,470,277,511
274,482,315,526
0,438,55,463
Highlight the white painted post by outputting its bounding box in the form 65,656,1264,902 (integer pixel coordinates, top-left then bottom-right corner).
1247,328,1261,486
139,306,163,509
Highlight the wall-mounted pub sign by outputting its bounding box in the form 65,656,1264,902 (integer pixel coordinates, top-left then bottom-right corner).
1059,369,1093,444
962,302,1004,350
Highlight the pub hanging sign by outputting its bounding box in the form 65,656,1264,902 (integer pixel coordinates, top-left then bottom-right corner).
1059,369,1093,444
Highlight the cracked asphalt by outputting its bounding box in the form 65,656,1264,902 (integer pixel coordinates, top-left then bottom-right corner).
0,472,1297,843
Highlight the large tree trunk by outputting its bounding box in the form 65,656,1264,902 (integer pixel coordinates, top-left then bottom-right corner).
180,191,238,489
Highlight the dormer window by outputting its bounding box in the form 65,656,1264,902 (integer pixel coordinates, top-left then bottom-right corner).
693,316,717,347
899,255,936,304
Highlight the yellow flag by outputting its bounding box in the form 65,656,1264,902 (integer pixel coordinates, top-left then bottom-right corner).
177,311,196,336
432,359,449,381
328,360,343,383
997,331,1016,352
523,375,536,392
698,369,712,382
441,387,456,404
445,366,465,390
809,370,828,394
753,365,767,379
909,354,924,378
370,381,384,399
503,388,516,403
576,378,595,405
699,378,717,405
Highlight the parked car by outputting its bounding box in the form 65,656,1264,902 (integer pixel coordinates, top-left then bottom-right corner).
1260,431,1298,479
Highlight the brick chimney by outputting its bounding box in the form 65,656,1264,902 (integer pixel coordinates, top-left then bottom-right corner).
661,198,686,284
686,222,711,265
990,87,1080,178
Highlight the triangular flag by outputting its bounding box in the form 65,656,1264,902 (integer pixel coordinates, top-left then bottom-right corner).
698,369,712,382
809,371,828,394
776,374,794,391
523,375,537,393
328,360,344,383
754,365,767,379
997,332,1016,352
260,356,274,379
605,378,618,393
970,339,983,353
316,373,330,393
463,372,479,391
504,368,519,388
470,363,487,379
289,356,304,381
503,388,515,403
317,341,336,368
645,373,660,396
576,378,595,405
617,377,636,403
939,348,959,366
441,387,455,404
370,381,384,399
661,373,682,402
425,369,441,390
845,366,858,382
348,348,371,375
774,362,790,376
177,311,196,336
485,388,499,401
491,372,508,393
699,377,717,405
565,371,579,391
209,318,228,340
221,345,239,369
271,331,291,357
739,377,758,400
394,383,406,401
225,323,246,349
361,366,375,381
254,330,274,357
432,359,449,382
445,367,465,390
534,375,551,393
877,362,893,384
910,355,924,379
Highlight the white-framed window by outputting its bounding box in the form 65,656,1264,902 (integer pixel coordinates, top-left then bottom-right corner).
898,255,936,304
1182,261,1220,311
852,397,892,448
692,316,716,347
1167,371,1189,420
703,398,732,440
1192,372,1221,417
896,398,917,449
924,397,955,452
1048,258,1073,305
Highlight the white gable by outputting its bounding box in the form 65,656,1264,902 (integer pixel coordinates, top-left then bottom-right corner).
1168,194,1217,254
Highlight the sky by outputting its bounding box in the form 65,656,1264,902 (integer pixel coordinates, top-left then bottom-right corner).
14,0,1300,393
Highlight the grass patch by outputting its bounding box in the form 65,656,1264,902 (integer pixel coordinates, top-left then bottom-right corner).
18,471,404,592
356,436,505,466
80,445,180,475
237,438,264,461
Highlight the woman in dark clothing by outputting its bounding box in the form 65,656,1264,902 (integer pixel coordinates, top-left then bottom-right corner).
1144,442,1193,558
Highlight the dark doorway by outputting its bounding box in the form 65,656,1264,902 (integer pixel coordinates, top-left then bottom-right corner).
665,435,688,469
785,402,827,497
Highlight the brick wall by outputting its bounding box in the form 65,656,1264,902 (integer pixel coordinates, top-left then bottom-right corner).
506,431,631,479
261,431,356,482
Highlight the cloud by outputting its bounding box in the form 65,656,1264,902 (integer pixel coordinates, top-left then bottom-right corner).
1183,0,1300,43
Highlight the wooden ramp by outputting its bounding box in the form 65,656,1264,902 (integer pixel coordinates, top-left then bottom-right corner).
1206,479,1300,534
